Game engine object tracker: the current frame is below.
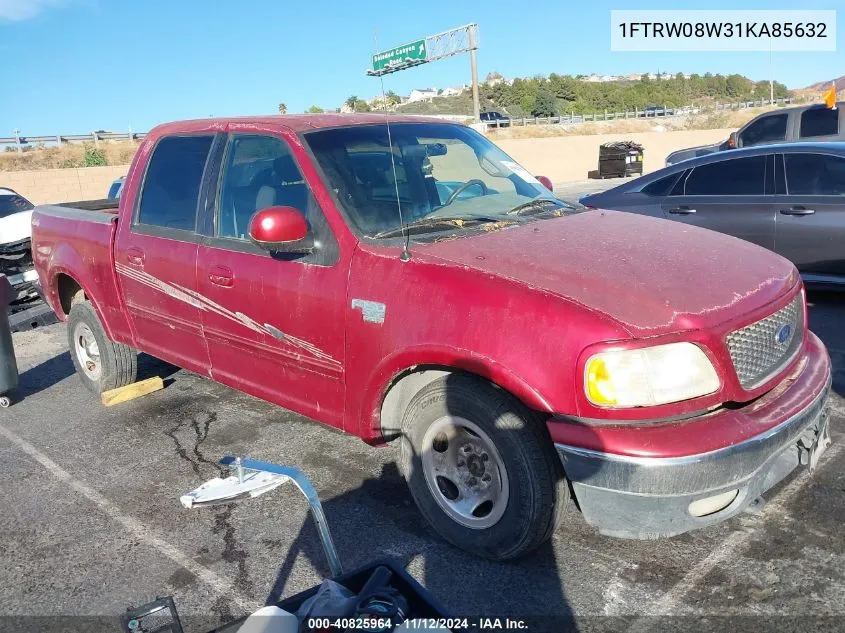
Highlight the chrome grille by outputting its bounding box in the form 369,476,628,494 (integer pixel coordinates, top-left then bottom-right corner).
726,293,804,389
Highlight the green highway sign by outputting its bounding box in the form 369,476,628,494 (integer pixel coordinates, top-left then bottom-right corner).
372,39,427,73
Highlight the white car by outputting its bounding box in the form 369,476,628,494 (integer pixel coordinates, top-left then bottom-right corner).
0,188,40,305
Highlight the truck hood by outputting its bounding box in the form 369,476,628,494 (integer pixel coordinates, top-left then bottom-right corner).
0,210,33,245
417,210,798,337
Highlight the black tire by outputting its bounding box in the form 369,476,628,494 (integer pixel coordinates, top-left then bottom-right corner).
399,374,569,560
66,301,137,394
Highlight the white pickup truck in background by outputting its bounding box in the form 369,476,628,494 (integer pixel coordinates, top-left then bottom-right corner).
0,187,55,329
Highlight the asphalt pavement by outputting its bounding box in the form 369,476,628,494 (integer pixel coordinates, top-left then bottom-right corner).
0,290,843,633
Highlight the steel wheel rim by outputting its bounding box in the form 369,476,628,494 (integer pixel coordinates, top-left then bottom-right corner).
73,322,101,381
420,416,509,529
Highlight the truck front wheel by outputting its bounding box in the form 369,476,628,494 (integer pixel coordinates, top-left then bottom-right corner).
67,302,137,394
399,374,569,560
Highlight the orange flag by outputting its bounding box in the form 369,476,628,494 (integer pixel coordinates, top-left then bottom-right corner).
823,82,837,109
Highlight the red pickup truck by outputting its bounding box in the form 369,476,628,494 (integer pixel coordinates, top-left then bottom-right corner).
32,114,832,559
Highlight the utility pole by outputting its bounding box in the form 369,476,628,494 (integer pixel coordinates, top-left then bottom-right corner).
769,43,774,105
469,26,480,122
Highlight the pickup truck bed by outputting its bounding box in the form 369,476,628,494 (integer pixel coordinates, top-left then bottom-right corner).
32,202,128,341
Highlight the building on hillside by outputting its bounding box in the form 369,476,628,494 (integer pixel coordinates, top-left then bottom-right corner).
440,85,467,97
407,88,438,102
582,74,621,83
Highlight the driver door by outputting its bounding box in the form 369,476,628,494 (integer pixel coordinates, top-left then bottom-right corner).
195,130,348,427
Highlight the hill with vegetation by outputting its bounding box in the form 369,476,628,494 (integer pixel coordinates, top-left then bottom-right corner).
395,73,790,118
802,75,845,93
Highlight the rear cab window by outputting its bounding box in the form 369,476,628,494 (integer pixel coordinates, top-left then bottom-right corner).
136,135,215,233
799,108,839,139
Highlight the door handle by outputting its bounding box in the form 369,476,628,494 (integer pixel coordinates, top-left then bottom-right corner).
667,206,696,215
779,207,815,216
126,247,145,266
208,265,234,287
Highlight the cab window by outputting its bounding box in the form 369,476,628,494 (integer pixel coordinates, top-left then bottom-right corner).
799,108,839,139
137,135,214,231
216,135,310,240
739,114,787,147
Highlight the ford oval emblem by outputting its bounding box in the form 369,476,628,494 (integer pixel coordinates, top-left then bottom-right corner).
775,323,793,345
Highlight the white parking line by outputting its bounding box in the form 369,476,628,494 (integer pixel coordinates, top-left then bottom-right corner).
624,440,843,627
0,421,254,611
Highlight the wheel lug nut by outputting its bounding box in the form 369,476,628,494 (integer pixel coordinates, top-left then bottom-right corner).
481,454,489,462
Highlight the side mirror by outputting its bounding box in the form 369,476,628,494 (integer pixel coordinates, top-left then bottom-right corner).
536,175,554,192
248,206,313,254
727,132,738,149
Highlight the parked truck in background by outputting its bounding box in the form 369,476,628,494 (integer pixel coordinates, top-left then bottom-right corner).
0,188,42,311
32,114,832,559
666,102,845,165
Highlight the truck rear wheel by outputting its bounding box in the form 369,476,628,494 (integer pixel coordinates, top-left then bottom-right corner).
399,374,569,560
67,302,137,394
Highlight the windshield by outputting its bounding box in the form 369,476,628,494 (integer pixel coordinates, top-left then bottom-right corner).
304,123,563,236
0,191,33,219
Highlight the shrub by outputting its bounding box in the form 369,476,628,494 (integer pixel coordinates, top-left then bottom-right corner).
82,144,108,167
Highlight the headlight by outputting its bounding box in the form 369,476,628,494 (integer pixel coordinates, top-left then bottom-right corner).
585,342,719,408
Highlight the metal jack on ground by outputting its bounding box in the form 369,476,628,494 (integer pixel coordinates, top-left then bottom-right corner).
180,456,343,577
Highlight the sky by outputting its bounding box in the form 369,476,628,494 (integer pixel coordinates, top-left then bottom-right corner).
0,0,842,135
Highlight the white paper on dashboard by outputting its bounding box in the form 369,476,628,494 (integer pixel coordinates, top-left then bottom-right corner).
500,160,543,186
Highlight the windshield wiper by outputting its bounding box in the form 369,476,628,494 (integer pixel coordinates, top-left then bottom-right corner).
373,215,508,239
505,199,570,216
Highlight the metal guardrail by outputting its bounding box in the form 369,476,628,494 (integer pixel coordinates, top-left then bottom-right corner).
0,97,795,148
0,131,148,152
483,97,794,129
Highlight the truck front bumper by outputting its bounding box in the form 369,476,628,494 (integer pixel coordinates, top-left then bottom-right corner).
552,332,832,539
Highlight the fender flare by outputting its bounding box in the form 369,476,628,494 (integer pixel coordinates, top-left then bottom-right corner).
48,247,116,341
355,344,554,442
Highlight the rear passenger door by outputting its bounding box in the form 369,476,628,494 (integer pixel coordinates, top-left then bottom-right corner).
658,154,776,250
774,152,845,278
114,134,216,375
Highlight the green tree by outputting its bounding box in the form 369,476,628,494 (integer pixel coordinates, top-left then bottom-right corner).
531,87,558,117
345,95,359,110
277,103,287,114
306,105,324,113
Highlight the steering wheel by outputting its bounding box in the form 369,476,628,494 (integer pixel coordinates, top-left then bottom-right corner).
442,179,489,207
